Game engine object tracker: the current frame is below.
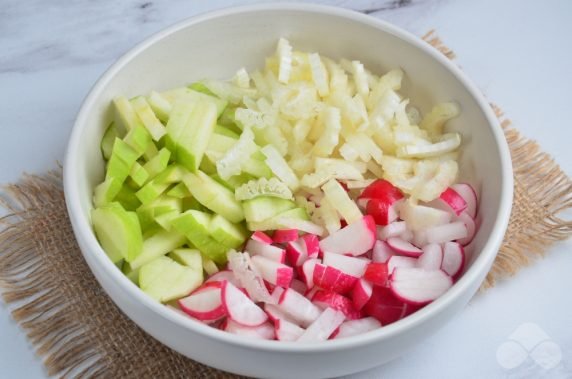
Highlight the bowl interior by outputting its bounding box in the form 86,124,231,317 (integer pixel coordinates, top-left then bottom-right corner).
69,5,507,344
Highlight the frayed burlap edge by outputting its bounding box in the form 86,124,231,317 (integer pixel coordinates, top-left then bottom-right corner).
0,31,569,379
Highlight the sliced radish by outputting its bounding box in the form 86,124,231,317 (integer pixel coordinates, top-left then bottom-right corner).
417,244,443,271
273,229,299,244
297,307,346,342
278,288,321,327
365,198,403,226
363,286,408,325
363,262,389,287
441,242,465,279
205,270,241,288
352,279,373,310
359,179,404,202
372,240,394,263
178,282,226,322
451,183,477,218
245,238,286,263
290,279,308,295
311,290,361,320
274,318,305,341
251,255,293,287
221,281,268,326
227,251,273,303
333,317,381,339
319,215,376,256
400,201,452,231
387,237,423,257
302,234,320,258
304,286,320,300
313,264,358,295
390,268,453,305
376,221,407,241
456,212,476,246
224,319,275,340
286,238,308,266
437,187,468,216
300,258,320,288
387,255,417,274
269,286,285,304
264,303,296,323
251,231,273,244
322,252,369,277
415,221,468,246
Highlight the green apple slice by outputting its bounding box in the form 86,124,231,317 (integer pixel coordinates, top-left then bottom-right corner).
129,229,187,270
169,248,203,273
214,124,240,139
142,147,171,181
135,165,185,205
129,162,149,187
241,196,296,223
113,96,142,133
139,256,202,303
209,214,248,249
91,202,143,263
147,91,172,123
246,207,309,231
166,182,191,199
101,122,119,160
182,170,244,223
131,96,166,141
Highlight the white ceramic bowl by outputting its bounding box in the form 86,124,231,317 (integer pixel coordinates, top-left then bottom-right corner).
64,3,513,378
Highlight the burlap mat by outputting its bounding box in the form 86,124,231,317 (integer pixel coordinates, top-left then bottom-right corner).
0,31,570,378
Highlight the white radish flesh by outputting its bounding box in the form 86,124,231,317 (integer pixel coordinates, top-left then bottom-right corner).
400,201,452,231
334,317,381,339
416,221,468,245
387,237,423,258
441,242,465,278
278,288,322,327
205,270,241,288
456,212,476,246
222,281,268,326
224,319,275,340
300,258,320,288
319,215,376,256
322,252,369,277
372,240,394,263
286,239,308,266
451,183,477,218
387,255,417,274
417,244,443,271
297,307,346,342
251,255,293,287
178,283,226,322
376,221,407,241
275,318,305,341
352,279,373,310
390,267,452,305
245,239,286,263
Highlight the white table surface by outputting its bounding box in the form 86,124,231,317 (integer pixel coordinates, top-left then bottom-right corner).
1,0,571,378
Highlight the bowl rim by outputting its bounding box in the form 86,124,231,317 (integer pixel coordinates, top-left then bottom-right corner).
64,2,513,353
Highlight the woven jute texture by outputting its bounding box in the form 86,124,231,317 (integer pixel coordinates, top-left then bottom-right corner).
0,32,570,378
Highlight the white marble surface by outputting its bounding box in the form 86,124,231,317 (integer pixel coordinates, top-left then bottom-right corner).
1,0,571,378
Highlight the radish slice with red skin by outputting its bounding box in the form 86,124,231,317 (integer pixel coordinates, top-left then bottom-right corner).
221,281,268,326
311,290,361,319
298,307,346,342
224,319,275,340
387,237,423,257
365,198,402,226
363,286,409,325
269,286,285,304
286,239,308,266
273,229,299,244
363,262,389,287
390,268,453,305
415,221,468,246
300,258,320,288
387,255,417,274
301,234,320,258
264,303,296,324
352,279,373,310
451,183,477,218
319,216,376,256
322,252,369,277
441,242,465,279
304,286,319,300
178,282,226,322
290,279,308,295
456,212,476,246
400,201,452,231
251,231,273,244
206,270,241,288
227,251,273,303
278,288,322,327
313,264,358,295
372,240,394,263
376,221,407,241
358,179,404,202
251,255,293,287
274,318,305,341
245,239,286,263
417,244,443,271
333,317,381,339
437,187,468,216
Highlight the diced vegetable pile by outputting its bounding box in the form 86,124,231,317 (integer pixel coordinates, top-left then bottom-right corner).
91,38,478,342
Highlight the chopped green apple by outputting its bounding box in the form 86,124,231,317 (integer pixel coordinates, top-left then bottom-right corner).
169,248,203,273
147,91,172,123
242,196,297,223
142,147,171,181
246,207,309,231
101,122,119,160
209,214,248,249
139,256,202,303
129,162,149,187
129,229,187,270
131,96,167,141
91,202,143,263
113,96,142,132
